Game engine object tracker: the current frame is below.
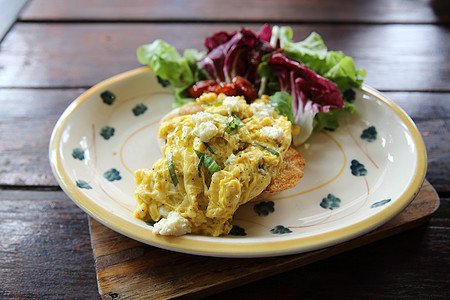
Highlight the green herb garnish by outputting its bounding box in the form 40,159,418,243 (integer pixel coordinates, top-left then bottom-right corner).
255,143,280,157
224,113,244,135
197,154,204,177
203,101,223,107
167,152,178,186
203,142,216,155
239,142,280,157
207,111,227,117
194,150,221,173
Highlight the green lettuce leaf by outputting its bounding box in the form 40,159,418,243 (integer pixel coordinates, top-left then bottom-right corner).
280,29,365,91
313,101,356,133
274,28,364,143
257,53,281,95
280,29,328,63
137,39,208,107
268,91,294,124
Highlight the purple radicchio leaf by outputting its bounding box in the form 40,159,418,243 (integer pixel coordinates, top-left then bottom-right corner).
268,53,344,144
197,25,274,84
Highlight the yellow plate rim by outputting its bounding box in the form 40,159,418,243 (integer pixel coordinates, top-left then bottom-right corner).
49,67,427,257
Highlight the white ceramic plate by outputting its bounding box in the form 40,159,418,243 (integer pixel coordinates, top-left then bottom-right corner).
49,67,427,257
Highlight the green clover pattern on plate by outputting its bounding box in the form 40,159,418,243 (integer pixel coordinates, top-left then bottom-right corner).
70,81,395,239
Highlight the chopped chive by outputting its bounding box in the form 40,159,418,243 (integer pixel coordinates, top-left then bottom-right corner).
203,101,223,107
194,150,221,173
238,142,280,157
203,156,221,172
224,113,244,136
167,152,178,186
255,144,280,156
204,142,216,155
197,154,204,177
207,111,227,116
231,113,241,119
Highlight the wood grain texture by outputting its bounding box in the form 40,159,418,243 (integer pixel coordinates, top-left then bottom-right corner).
210,224,449,299
382,92,450,195
0,190,99,299
0,88,85,186
0,24,449,91
1,1,449,298
0,89,448,193
20,0,450,24
90,180,440,299
0,189,446,299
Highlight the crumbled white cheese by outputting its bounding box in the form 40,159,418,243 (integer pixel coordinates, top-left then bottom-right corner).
152,211,192,236
251,102,274,118
261,125,284,143
181,125,190,140
222,96,241,114
224,153,236,167
193,121,218,142
158,206,170,218
191,111,214,124
193,137,202,150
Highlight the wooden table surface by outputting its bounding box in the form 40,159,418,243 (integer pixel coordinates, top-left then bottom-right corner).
1,0,449,298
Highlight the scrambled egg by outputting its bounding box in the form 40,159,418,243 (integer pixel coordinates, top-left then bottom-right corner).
134,93,292,236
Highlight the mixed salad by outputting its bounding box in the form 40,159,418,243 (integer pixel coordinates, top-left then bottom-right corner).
137,24,365,145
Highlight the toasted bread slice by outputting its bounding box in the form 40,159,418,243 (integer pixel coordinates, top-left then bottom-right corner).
159,101,204,124
157,102,204,149
250,147,305,202
159,101,305,201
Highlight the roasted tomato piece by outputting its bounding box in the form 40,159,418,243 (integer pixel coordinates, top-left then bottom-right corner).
232,76,258,101
208,82,238,96
189,77,257,100
188,80,216,98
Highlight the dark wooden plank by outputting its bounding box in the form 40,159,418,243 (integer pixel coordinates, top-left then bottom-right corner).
0,0,28,41
415,118,449,195
0,89,448,192
1,1,446,299
0,88,84,186
89,181,441,299
0,23,449,91
20,0,450,24
429,191,449,228
209,224,449,299
0,190,99,299
383,92,450,194
384,92,450,121
211,193,449,299
0,191,446,299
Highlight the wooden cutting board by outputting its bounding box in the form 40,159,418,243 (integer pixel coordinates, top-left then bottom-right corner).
89,180,439,299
